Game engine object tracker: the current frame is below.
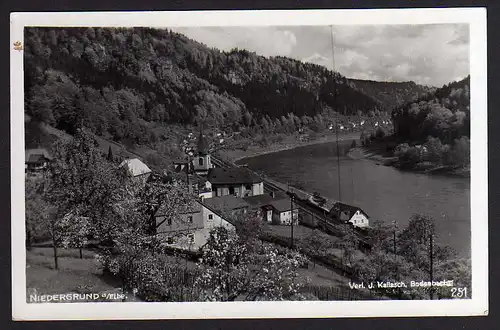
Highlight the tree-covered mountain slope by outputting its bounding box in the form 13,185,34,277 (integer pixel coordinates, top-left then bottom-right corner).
24,27,388,146
348,79,436,110
391,76,470,144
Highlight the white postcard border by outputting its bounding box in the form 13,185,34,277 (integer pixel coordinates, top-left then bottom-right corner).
11,8,488,320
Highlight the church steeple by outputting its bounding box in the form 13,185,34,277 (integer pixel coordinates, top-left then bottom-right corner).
197,129,209,156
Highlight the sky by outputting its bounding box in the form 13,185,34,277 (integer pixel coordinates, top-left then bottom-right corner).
170,24,469,87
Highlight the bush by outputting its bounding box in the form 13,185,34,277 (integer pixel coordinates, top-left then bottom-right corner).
394,143,422,167
375,127,386,140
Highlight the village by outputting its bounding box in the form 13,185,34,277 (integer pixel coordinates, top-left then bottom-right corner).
26,128,372,254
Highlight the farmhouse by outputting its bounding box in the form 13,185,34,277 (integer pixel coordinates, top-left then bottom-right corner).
25,148,52,172
207,167,264,197
155,199,235,251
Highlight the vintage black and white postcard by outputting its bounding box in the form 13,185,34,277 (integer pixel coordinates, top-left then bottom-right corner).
11,8,488,320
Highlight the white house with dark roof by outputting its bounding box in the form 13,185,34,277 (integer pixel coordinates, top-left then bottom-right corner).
267,199,299,226
329,202,370,228
207,167,264,197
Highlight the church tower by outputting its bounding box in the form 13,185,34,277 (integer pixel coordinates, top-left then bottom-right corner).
193,130,212,175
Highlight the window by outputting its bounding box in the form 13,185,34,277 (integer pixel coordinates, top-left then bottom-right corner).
229,186,235,195
167,237,175,244
167,218,172,226
188,216,193,223
187,233,195,244
208,214,213,220
199,157,204,166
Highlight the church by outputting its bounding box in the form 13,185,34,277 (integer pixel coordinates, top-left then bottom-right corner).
172,131,265,200
172,131,213,176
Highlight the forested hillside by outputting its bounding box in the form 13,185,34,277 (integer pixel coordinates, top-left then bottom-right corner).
24,27,384,147
348,79,436,110
386,76,470,172
392,76,470,144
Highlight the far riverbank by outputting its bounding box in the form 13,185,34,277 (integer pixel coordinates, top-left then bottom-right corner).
349,143,470,178
217,131,360,163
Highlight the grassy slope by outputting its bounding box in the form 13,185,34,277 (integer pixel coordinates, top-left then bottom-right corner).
26,247,142,302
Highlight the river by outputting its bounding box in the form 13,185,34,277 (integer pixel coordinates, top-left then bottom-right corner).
237,141,471,257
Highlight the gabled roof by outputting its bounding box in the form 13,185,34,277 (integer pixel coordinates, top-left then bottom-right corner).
198,200,236,227
119,158,152,177
243,191,288,208
208,167,262,185
269,199,296,213
330,202,369,219
27,154,50,164
155,199,201,216
202,195,250,213
25,148,52,163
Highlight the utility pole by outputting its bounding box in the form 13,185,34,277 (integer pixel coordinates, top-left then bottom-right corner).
393,229,397,254
429,231,434,300
330,25,342,203
289,184,294,249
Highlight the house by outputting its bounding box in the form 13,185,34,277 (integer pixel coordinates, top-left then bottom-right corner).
207,167,264,197
197,178,213,200
242,191,290,223
25,148,52,172
155,198,235,251
329,202,370,228
266,199,299,226
202,195,251,218
120,158,152,177
155,200,204,249
119,158,152,186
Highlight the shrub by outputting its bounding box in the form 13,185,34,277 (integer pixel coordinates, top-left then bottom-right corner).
375,127,386,140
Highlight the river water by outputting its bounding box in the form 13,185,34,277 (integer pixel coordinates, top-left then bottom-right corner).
238,141,471,257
